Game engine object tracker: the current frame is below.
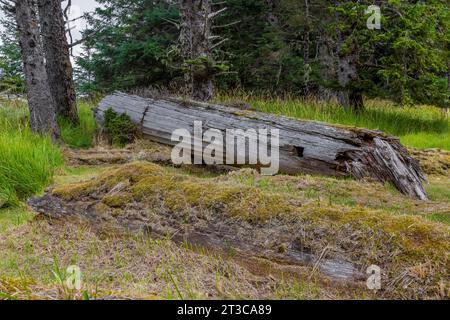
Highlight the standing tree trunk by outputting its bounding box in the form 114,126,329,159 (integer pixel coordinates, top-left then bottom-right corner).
15,0,59,139
265,0,278,26
444,61,450,117
332,0,364,112
318,39,339,102
447,61,450,92
38,0,79,123
180,0,214,101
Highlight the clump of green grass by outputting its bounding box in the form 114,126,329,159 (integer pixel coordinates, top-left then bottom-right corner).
401,132,450,150
0,206,33,233
0,102,63,208
216,92,450,150
59,102,97,149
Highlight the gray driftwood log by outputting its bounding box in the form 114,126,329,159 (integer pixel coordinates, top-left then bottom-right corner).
95,92,428,200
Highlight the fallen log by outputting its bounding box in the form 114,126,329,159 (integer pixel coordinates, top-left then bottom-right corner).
95,92,428,200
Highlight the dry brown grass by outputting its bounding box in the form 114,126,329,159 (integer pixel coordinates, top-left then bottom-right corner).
0,217,364,300
45,162,450,299
2,143,449,300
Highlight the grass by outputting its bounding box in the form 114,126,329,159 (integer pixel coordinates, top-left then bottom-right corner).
0,100,98,208
425,178,450,203
54,166,109,186
0,149,448,299
0,102,63,208
48,162,450,299
59,102,97,149
0,95,449,300
0,165,368,300
0,220,293,300
0,206,33,233
216,92,450,150
401,132,450,150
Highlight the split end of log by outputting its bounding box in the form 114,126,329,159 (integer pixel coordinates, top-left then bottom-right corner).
345,137,428,200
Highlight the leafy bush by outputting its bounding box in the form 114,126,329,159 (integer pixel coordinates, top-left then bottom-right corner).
103,108,138,146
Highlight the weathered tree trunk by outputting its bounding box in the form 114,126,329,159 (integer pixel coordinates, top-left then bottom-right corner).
443,62,450,118
349,90,364,111
336,52,363,111
38,0,79,123
95,92,428,200
15,0,59,139
318,40,340,102
332,0,364,112
265,0,278,26
318,40,363,112
303,0,311,95
447,61,450,94
180,0,214,101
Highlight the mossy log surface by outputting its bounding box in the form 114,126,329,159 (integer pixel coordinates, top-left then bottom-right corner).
95,92,428,200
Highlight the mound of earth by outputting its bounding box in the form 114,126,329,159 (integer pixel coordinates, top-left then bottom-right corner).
29,161,449,299
409,148,450,177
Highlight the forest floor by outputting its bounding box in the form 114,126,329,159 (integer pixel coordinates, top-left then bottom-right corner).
0,141,449,300
0,98,449,300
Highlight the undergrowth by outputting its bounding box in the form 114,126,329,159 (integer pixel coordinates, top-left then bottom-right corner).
0,101,63,207
59,102,97,149
51,162,450,299
103,108,138,147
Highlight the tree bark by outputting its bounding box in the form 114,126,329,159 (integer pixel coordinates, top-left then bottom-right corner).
180,0,214,101
15,0,59,139
336,52,362,111
318,40,340,102
332,0,364,112
349,90,364,111
95,92,428,200
38,0,79,123
447,61,450,92
265,0,278,26
444,61,450,117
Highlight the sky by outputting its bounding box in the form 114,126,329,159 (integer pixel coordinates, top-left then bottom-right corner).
0,0,99,57
66,0,99,57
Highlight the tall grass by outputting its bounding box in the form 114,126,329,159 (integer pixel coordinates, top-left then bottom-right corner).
216,92,450,150
0,101,63,208
59,102,97,149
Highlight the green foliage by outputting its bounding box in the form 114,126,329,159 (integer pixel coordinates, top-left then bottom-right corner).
103,108,138,146
183,57,230,76
59,102,97,149
75,0,449,108
0,28,24,94
76,0,180,94
325,0,449,107
0,103,63,208
214,0,289,91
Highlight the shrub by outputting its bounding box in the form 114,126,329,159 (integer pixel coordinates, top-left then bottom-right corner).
103,108,138,146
